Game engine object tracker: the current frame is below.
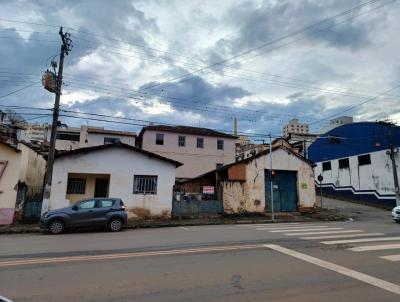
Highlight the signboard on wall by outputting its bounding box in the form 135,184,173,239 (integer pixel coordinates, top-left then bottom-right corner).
203,186,214,194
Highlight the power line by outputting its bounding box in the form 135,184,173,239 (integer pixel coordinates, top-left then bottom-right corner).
0,82,39,100
310,84,400,124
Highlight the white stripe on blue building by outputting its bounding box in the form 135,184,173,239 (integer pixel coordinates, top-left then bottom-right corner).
308,122,400,208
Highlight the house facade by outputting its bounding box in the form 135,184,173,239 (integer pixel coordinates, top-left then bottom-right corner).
54,126,136,151
0,141,46,225
180,145,316,214
138,125,237,180
46,143,182,218
308,122,400,208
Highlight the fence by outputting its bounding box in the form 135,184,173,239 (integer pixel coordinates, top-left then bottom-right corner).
172,191,224,218
22,186,43,223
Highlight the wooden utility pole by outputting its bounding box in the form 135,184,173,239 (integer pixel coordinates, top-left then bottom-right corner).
41,27,72,214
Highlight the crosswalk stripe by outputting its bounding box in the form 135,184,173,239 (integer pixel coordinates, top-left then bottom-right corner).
350,244,400,252
269,227,343,233
322,236,400,245
257,225,326,231
301,233,385,240
285,230,363,236
238,223,301,227
380,255,400,261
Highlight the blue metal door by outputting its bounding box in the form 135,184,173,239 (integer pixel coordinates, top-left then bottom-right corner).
265,170,298,212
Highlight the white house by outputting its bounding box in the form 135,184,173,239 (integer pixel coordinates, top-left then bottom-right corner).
0,141,46,225
47,143,182,218
138,125,237,180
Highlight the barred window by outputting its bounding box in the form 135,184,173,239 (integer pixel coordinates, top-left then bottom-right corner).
133,175,157,194
178,135,186,147
338,158,349,169
197,137,204,148
217,139,224,150
67,178,86,194
104,137,120,145
156,133,164,145
322,161,331,171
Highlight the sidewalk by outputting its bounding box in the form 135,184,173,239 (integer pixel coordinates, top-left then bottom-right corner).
0,209,349,235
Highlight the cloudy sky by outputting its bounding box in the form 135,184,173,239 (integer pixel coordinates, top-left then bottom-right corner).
0,0,399,139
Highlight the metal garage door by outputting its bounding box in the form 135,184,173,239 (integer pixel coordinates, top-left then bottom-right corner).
265,170,298,212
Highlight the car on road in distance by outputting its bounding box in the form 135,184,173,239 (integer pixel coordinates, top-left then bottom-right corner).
392,205,400,223
39,198,128,234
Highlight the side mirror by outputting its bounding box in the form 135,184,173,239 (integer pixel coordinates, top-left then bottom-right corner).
72,205,78,211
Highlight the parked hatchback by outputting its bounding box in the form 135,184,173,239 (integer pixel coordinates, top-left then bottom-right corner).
39,198,128,234
392,205,400,223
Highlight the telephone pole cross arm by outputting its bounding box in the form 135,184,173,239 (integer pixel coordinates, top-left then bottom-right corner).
41,27,72,214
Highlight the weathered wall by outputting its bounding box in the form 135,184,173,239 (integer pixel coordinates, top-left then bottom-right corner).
50,148,176,217
141,130,236,179
0,145,21,224
314,149,400,205
82,132,135,147
228,163,246,180
223,148,316,213
18,144,46,187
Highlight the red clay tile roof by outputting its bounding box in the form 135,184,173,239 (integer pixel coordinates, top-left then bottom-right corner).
53,142,182,167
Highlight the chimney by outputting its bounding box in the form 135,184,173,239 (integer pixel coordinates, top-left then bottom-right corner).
233,117,238,136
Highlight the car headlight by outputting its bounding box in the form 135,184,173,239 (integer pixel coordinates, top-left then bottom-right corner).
44,212,53,218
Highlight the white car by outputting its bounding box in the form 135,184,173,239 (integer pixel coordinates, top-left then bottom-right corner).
392,206,400,222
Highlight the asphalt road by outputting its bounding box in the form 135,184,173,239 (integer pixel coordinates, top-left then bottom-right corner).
0,199,399,302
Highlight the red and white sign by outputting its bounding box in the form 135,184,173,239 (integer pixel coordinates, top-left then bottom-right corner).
203,186,214,194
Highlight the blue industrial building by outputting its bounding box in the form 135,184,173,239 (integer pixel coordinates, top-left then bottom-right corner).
308,122,400,208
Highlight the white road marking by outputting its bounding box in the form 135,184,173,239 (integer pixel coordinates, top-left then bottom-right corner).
380,255,400,262
285,230,363,236
0,244,262,268
264,244,400,296
322,236,400,245
301,233,385,240
238,223,300,227
179,227,190,230
269,227,343,233
256,224,323,230
349,244,400,252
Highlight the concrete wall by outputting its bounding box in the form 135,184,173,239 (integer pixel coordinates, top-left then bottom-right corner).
84,133,135,147
314,149,400,206
0,145,21,224
223,148,316,213
18,144,46,187
49,148,177,217
141,130,236,179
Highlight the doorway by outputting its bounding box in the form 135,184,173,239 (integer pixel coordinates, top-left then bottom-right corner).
265,169,298,212
94,178,109,198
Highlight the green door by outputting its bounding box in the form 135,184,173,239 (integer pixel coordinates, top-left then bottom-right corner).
265,170,298,212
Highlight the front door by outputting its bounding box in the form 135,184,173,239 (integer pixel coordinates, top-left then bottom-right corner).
94,178,109,198
265,170,298,212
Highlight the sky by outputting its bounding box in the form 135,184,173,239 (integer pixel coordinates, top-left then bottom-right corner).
0,0,399,139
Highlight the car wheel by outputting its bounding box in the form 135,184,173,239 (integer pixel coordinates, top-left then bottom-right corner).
49,220,64,234
108,218,123,232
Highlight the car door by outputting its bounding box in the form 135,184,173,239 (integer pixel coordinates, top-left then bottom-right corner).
70,199,96,226
93,199,116,225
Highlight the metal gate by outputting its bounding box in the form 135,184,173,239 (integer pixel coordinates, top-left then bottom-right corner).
22,186,44,223
172,190,224,218
265,170,298,212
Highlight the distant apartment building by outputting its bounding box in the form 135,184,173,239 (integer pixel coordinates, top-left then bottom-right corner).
283,118,309,137
21,123,50,143
137,125,237,180
323,116,353,133
53,126,136,151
